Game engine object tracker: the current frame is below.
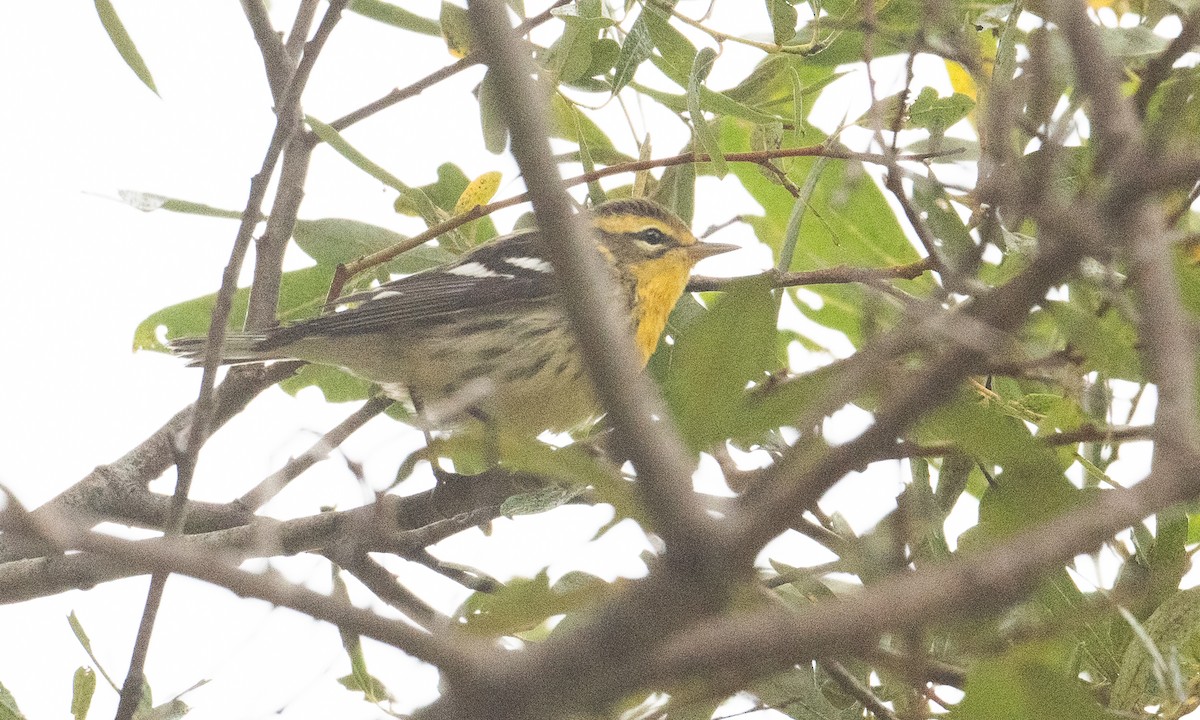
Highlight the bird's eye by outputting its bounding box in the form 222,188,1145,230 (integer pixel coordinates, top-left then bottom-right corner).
637,227,670,245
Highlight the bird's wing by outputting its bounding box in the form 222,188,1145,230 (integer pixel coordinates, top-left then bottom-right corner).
260,230,559,348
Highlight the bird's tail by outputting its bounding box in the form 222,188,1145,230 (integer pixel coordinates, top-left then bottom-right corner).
168,333,275,367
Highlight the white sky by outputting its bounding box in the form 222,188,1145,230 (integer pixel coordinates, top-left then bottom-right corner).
0,2,1165,719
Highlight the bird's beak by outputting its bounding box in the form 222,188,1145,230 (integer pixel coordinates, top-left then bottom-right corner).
685,241,739,260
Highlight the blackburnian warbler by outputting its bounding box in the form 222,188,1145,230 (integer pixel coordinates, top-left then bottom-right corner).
172,198,736,433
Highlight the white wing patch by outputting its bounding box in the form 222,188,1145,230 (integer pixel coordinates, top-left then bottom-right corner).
505,256,554,273
447,261,512,279
371,290,403,299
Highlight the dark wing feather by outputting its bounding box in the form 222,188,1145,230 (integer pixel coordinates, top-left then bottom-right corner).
260,230,558,349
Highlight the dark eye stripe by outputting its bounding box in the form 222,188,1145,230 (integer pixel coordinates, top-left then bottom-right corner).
637,227,670,245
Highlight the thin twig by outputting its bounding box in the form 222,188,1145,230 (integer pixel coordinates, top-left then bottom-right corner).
0,497,489,676
0,362,298,564
324,551,443,630
238,395,392,511
115,5,351,718
819,659,900,720
240,0,292,102
686,259,932,292
285,0,321,61
328,145,954,300
1132,10,1200,118
645,0,824,55
328,0,573,132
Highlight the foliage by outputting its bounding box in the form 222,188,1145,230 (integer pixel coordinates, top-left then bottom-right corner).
16,1,1200,719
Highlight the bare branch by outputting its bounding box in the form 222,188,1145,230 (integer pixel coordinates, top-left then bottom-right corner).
0,470,533,605
465,0,720,558
647,454,1200,690
0,362,298,564
240,0,292,103
0,497,491,680
687,259,933,293
284,0,321,61
1053,1,1200,497
238,395,392,511
1132,10,1200,117
328,0,573,132
118,4,352,715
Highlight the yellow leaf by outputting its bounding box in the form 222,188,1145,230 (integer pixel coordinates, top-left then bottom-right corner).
440,2,471,58
453,171,502,214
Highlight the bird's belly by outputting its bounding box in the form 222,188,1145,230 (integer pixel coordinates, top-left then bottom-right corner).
402,311,599,433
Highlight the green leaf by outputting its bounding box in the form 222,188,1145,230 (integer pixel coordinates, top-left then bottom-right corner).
331,566,388,704
348,0,440,35
953,640,1106,720
723,53,841,112
279,364,373,403
1116,507,1191,621
688,48,726,178
909,173,978,277
1146,507,1189,612
499,485,583,517
549,93,631,165
632,79,784,126
337,672,392,703
1099,23,1170,58
72,668,96,720
918,395,1079,539
721,118,925,346
392,162,495,246
1146,67,1200,150
478,69,509,154
583,37,620,79
747,664,855,720
935,453,975,511
116,190,242,219
776,155,829,272
439,1,472,57
640,2,696,84
0,682,25,720
495,436,644,524
651,161,696,223
135,697,188,720
907,87,974,135
292,218,456,270
611,7,654,94
764,0,799,46
305,116,406,191
662,276,778,450
93,0,158,95
546,0,614,84
1043,301,1143,381
1111,587,1200,712
133,265,341,353
454,570,612,636
67,612,119,693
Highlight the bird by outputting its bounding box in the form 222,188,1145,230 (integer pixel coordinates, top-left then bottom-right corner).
171,198,737,434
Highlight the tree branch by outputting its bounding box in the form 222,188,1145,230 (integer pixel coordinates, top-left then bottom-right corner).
240,0,292,103
465,0,721,560
0,497,492,680
327,0,574,132
237,395,392,511
118,5,351,715
647,454,1200,690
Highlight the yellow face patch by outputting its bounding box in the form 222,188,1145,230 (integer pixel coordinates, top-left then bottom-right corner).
628,250,698,362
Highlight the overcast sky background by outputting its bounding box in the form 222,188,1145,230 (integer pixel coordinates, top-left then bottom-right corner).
0,2,1162,718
